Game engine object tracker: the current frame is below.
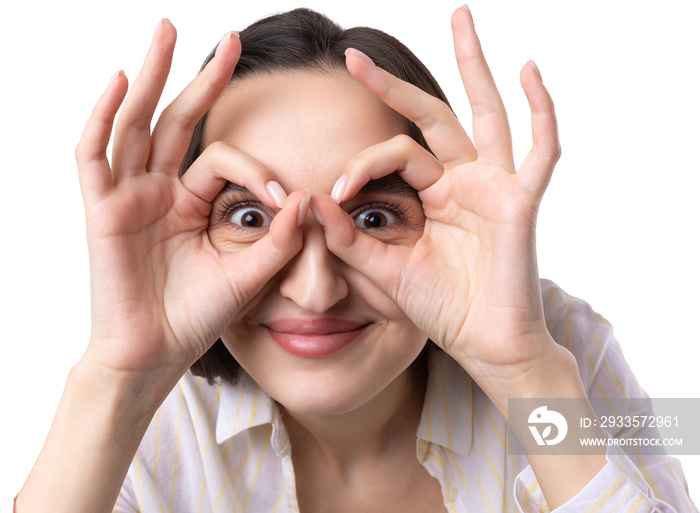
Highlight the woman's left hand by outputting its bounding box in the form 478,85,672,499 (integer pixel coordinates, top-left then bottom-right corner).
312,6,568,409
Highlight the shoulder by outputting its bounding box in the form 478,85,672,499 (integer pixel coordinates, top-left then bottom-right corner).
539,278,644,397
540,279,610,342
540,278,613,353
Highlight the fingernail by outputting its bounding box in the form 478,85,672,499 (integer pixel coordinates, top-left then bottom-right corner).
215,31,239,57
106,70,123,91
462,5,474,24
297,192,311,227
153,18,169,41
310,200,325,227
330,175,348,203
528,60,542,81
345,48,375,67
266,181,287,208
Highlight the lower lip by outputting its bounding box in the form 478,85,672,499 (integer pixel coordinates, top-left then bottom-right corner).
266,325,368,357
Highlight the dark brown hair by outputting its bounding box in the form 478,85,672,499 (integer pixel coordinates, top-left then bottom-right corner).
183,8,448,383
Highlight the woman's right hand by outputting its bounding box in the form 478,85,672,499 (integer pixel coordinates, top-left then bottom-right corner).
76,20,306,397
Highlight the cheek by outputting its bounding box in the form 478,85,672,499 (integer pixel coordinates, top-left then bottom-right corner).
349,273,429,360
363,226,424,247
348,270,421,332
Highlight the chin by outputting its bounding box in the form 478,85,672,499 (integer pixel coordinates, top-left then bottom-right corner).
260,363,394,417
275,387,363,417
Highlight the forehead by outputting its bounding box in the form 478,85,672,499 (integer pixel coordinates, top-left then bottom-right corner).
204,70,405,192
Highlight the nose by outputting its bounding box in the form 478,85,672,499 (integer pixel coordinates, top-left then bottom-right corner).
278,224,349,313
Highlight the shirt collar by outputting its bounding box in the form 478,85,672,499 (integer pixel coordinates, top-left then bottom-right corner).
215,371,289,454
416,350,474,456
215,351,474,457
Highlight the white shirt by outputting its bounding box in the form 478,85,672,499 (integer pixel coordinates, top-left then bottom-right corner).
5,281,697,512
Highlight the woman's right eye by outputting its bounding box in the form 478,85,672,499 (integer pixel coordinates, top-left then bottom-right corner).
229,207,273,229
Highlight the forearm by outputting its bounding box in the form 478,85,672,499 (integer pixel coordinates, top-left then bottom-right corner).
15,357,165,513
512,347,606,509
467,339,607,509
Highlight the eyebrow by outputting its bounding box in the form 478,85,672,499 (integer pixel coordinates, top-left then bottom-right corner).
221,182,249,195
358,172,418,198
218,172,417,198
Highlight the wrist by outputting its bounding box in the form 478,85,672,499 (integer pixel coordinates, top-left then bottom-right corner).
71,352,179,424
15,354,169,513
507,343,585,400
464,336,586,419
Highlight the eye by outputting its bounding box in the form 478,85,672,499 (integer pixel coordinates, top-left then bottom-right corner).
229,206,273,228
353,207,399,230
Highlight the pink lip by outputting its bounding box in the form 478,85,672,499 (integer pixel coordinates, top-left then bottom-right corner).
264,318,369,357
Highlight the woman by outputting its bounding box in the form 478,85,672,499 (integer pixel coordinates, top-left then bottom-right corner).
7,6,697,513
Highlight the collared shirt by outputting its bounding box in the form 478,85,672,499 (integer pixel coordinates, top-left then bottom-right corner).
6,281,694,512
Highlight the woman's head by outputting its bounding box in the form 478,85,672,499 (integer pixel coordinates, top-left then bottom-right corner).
186,8,447,388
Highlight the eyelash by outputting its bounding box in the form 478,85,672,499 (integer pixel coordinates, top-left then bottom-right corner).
350,199,411,230
214,197,415,230
214,198,276,230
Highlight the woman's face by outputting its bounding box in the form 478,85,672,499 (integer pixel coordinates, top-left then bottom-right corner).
205,70,428,416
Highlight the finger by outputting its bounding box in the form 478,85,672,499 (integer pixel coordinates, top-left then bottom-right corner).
148,31,241,174
110,19,177,179
451,6,514,169
181,141,287,208
75,70,129,207
344,48,476,166
516,61,561,198
310,193,409,299
330,134,444,203
220,190,308,302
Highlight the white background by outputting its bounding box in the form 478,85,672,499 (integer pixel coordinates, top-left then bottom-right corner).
1,0,698,504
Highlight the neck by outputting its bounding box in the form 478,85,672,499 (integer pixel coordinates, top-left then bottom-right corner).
280,365,427,473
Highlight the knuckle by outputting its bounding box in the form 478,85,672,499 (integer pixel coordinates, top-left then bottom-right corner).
554,143,562,160
74,142,84,162
392,133,416,151
121,116,151,133
74,141,101,164
415,96,455,131
164,106,199,133
204,140,230,158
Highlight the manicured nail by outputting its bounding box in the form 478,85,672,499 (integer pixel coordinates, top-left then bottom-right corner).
265,181,287,208
297,192,311,227
528,60,542,82
330,175,348,203
345,48,375,67
310,200,325,227
215,31,238,57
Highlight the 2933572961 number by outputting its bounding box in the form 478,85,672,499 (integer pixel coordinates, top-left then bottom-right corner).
599,415,679,429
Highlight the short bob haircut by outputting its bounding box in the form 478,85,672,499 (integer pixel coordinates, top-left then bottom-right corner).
182,8,450,383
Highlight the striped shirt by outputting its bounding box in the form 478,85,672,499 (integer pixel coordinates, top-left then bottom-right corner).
102,280,695,512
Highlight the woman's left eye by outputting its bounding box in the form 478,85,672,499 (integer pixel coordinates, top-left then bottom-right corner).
229,207,273,228
353,208,399,230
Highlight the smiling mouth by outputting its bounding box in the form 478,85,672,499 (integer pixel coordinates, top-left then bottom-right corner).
263,318,369,357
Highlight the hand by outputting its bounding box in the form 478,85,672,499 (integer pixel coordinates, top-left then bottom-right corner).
311,7,563,403
75,21,306,394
